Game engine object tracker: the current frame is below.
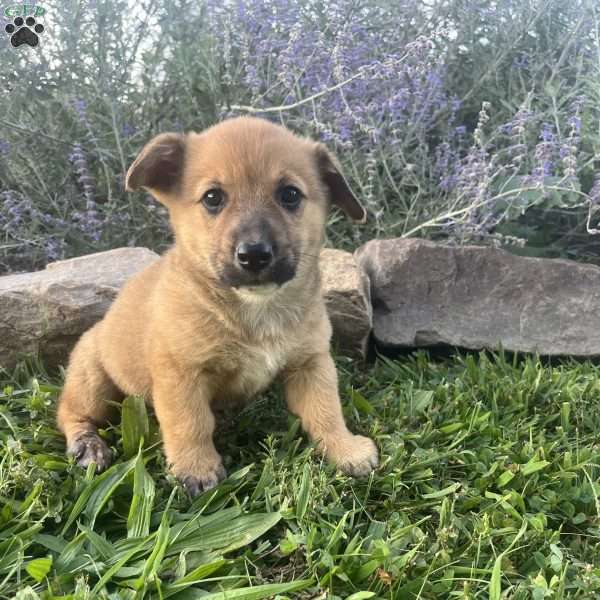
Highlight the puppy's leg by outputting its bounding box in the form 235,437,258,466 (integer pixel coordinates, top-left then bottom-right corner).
152,370,226,496
284,352,378,476
57,326,120,471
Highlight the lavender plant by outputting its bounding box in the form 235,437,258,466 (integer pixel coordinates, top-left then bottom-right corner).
0,0,598,273
211,0,597,248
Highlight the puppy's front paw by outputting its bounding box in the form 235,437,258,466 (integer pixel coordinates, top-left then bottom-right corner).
68,432,112,472
330,434,379,477
176,460,227,497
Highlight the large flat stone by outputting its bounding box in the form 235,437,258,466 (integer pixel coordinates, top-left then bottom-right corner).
0,248,160,369
356,238,600,356
320,248,372,358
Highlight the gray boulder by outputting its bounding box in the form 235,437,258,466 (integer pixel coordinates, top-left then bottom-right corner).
0,248,160,369
356,238,600,356
320,248,372,358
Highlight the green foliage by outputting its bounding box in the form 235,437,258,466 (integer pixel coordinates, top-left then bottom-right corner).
1,0,599,270
1,352,599,597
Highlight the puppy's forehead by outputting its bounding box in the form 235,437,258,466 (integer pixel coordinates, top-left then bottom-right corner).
187,118,315,184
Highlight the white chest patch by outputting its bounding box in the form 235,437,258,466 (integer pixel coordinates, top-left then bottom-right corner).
230,339,289,398
224,284,303,399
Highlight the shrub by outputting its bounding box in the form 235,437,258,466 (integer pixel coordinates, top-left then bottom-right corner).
0,0,598,272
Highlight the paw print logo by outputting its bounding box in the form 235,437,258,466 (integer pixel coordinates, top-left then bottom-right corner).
5,16,44,47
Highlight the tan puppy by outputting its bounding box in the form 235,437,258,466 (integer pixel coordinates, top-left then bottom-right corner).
57,116,378,495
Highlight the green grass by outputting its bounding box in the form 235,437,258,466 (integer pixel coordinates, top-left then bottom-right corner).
1,352,600,599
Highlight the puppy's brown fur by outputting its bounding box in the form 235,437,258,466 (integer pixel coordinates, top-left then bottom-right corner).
57,117,378,495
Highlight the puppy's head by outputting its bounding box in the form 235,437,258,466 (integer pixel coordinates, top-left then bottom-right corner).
126,117,365,295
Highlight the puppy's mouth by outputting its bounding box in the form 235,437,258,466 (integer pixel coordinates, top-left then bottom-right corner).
235,283,280,300
217,258,297,292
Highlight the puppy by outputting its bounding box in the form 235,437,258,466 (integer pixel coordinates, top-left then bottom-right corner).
57,116,378,495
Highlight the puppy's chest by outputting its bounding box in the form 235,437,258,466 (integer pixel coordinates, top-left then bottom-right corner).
223,338,290,399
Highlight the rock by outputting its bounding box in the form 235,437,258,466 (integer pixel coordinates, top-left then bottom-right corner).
0,248,160,369
0,246,372,370
356,238,600,356
320,248,372,358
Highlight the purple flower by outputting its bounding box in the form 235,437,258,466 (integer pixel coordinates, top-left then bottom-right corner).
0,190,69,266
540,122,555,143
122,123,136,138
68,143,96,207
72,99,87,122
569,115,581,134
561,96,584,179
532,122,556,181
512,53,529,70
67,143,104,243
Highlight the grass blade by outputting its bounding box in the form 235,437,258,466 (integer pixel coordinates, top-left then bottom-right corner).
168,512,282,556
79,525,115,561
92,534,155,595
489,520,528,600
164,558,228,597
63,458,136,533
121,396,150,458
25,556,51,583
422,482,461,499
133,493,172,592
127,453,155,538
489,555,502,600
296,462,311,520
199,579,313,599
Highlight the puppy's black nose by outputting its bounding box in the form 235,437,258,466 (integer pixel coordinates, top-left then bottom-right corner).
236,242,274,272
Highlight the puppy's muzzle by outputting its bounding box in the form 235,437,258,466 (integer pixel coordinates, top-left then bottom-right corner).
217,215,297,289
219,238,296,289
235,241,274,273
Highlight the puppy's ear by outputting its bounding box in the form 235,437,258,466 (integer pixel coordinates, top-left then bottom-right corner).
315,144,366,223
125,133,186,196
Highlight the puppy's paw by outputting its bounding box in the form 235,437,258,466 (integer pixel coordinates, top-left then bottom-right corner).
330,434,379,477
68,432,112,472
176,461,227,497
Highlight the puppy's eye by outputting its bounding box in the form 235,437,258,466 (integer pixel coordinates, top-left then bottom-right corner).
278,186,303,211
201,189,225,214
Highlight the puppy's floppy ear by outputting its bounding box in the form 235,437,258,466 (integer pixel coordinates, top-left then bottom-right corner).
315,144,367,223
125,133,186,195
